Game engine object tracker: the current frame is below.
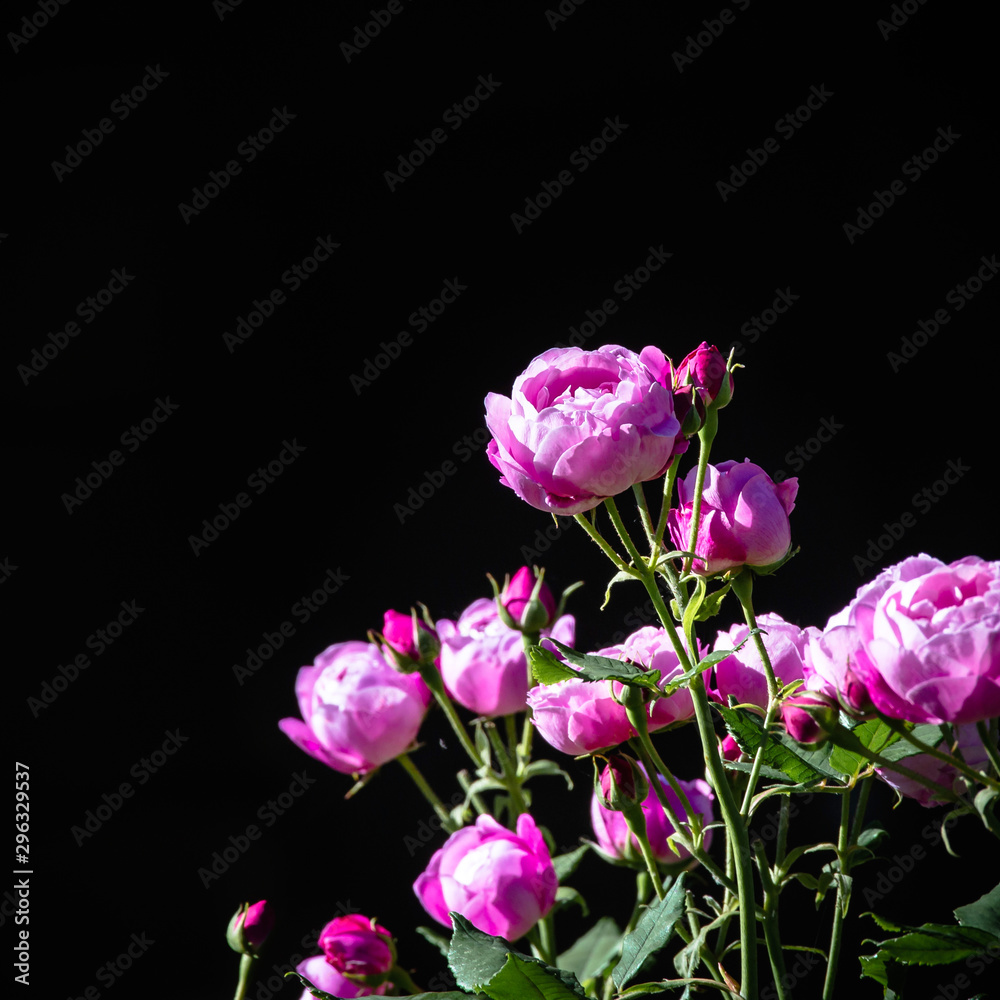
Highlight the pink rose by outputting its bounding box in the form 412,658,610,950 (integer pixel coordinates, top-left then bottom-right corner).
319,914,394,984
437,598,575,717
712,613,818,711
667,460,798,575
278,641,431,774
294,955,388,1000
485,344,681,515
500,566,557,630
382,610,438,663
591,765,715,863
595,626,697,731
526,677,634,755
413,813,557,941
227,899,275,956
842,555,1000,724
801,617,873,715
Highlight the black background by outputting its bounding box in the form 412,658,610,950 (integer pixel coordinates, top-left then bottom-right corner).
6,2,999,999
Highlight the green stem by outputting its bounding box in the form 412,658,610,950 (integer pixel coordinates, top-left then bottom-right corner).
654,454,682,553
485,723,527,821
682,407,718,576
573,511,635,574
604,495,647,569
822,789,856,1000
520,632,539,761
753,839,788,1000
233,953,256,1000
528,914,557,965
457,769,488,816
978,720,1000,779
416,661,484,769
396,753,458,833
632,482,656,550
389,964,424,995
775,796,790,871
878,715,1000,791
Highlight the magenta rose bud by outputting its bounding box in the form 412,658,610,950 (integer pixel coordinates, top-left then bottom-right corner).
484,344,682,515
595,626,697,731
382,609,439,666
227,899,275,956
278,641,431,774
413,813,557,941
501,566,557,631
526,677,636,755
711,613,818,711
667,460,798,575
294,955,389,1000
437,597,575,717
319,914,394,986
782,691,838,744
591,765,715,864
838,555,1000,725
674,342,734,411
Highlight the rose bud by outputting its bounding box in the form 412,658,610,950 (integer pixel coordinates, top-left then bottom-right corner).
781,690,839,744
278,641,431,774
414,813,557,941
381,608,440,668
227,899,275,957
498,566,557,632
319,914,395,987
485,344,682,514
674,342,734,414
595,753,649,811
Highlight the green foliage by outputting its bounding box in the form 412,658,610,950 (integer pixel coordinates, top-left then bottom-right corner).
612,873,688,989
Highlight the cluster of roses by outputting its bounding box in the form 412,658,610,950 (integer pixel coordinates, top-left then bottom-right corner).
270,343,999,999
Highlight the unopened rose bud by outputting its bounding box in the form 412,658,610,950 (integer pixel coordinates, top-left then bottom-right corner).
382,608,440,668
227,899,275,957
782,692,839,745
498,566,557,632
675,342,734,412
594,754,649,812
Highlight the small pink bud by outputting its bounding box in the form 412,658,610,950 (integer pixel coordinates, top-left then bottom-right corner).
501,566,557,630
227,899,275,956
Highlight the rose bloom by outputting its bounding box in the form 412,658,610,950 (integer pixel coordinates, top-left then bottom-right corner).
414,813,557,941
711,613,818,711
485,344,681,515
437,597,575,717
838,555,1000,724
667,460,798,575
595,626,697,731
278,641,431,774
591,764,715,863
527,676,635,755
319,914,394,982
294,955,388,1000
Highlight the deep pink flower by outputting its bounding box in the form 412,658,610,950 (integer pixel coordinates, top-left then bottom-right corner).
667,460,798,575
278,641,431,774
485,345,681,515
319,914,394,982
294,955,388,1000
413,813,557,941
526,677,635,755
840,555,1000,724
382,610,437,662
227,899,275,955
437,598,574,717
781,690,838,744
591,765,715,863
501,566,557,629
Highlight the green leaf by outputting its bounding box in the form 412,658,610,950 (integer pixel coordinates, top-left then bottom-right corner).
954,881,1000,939
829,718,901,777
878,723,946,762
659,648,734,697
552,845,588,882
545,639,662,693
482,954,585,1000
693,583,730,621
556,917,623,984
973,787,1000,836
612,873,687,989
602,570,639,611
554,885,589,916
417,925,452,958
284,972,472,1000
717,703,846,784
864,923,998,966
447,914,586,999
523,758,575,790
722,759,798,783
527,645,578,686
